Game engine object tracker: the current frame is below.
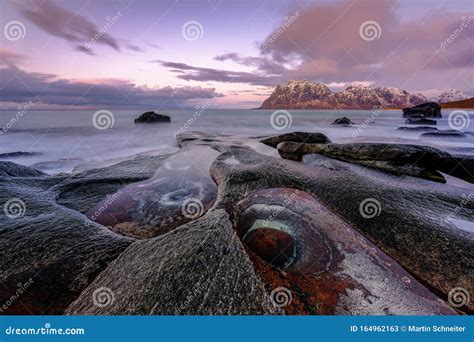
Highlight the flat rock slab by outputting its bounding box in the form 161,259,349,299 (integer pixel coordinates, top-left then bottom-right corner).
277,142,474,183
66,209,280,315
0,169,133,314
260,132,331,148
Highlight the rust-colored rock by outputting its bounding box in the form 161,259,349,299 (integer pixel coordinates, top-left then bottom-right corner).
232,187,457,315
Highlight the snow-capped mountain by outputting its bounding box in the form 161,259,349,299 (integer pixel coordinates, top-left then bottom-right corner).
259,80,427,109
434,89,467,103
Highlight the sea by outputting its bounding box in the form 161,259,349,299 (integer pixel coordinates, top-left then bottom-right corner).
0,109,473,174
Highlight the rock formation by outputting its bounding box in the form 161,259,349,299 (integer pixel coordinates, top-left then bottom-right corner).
259,80,427,110
134,111,171,123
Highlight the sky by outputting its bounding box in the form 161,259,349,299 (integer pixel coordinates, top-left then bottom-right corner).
0,0,472,109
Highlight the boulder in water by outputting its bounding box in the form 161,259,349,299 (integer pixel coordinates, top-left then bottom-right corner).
405,118,437,125
134,111,170,124
421,130,467,138
332,117,354,125
402,102,441,118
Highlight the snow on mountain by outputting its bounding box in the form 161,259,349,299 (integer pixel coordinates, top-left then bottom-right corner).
435,89,468,103
259,80,427,109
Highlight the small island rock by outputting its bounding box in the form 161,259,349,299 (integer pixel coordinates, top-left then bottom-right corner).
134,111,171,124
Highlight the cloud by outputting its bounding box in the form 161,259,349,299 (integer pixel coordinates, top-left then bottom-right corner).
153,60,282,86
0,61,221,109
0,49,27,67
154,0,472,95
17,0,124,54
255,0,473,92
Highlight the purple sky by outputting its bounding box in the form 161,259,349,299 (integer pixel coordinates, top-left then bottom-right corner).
0,0,472,109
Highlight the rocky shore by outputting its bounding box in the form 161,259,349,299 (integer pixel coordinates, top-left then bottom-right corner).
1,131,472,315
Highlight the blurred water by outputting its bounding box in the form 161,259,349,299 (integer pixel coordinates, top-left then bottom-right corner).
0,109,472,174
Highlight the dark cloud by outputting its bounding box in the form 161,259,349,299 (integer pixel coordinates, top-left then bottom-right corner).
126,44,144,53
17,0,124,54
0,62,221,109
214,53,287,75
153,60,283,86
75,45,96,56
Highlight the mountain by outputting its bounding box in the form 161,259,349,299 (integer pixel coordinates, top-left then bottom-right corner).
259,80,427,109
440,97,474,109
434,89,468,103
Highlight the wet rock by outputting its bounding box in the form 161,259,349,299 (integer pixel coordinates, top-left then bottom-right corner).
0,151,42,158
277,142,451,183
211,147,473,312
53,153,174,214
403,102,441,118
0,161,45,177
0,169,133,314
86,147,219,239
134,111,170,124
243,228,296,269
397,126,438,132
260,131,331,148
66,209,279,315
421,130,467,138
177,132,279,157
276,141,322,161
405,118,437,125
332,117,354,125
230,188,455,315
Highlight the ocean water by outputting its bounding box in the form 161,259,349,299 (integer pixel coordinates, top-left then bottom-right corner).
0,109,473,174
